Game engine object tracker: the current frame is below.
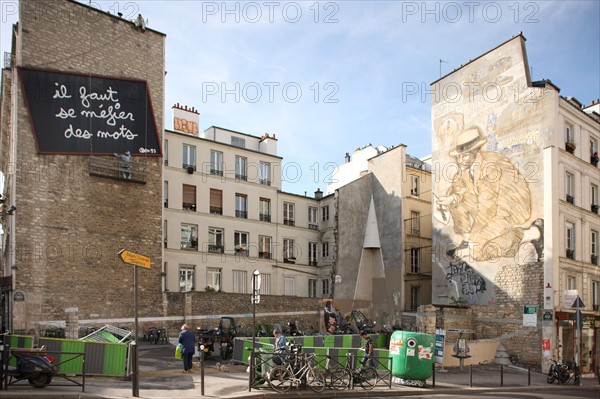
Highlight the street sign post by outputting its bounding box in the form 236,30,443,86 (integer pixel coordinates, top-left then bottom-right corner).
250,270,261,393
117,249,151,397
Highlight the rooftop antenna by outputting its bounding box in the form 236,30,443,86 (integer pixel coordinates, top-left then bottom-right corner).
439,59,448,78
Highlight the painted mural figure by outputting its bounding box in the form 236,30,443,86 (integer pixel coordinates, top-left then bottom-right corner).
437,128,532,262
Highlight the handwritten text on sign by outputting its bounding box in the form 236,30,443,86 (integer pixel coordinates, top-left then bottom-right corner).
118,250,151,269
19,68,161,156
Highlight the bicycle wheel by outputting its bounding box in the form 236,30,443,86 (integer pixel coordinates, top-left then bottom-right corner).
268,366,293,393
359,367,378,390
306,368,326,393
329,368,351,390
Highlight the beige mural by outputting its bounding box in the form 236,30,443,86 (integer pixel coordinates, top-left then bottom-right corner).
432,35,553,306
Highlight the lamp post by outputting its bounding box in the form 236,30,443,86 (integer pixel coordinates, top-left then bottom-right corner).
249,270,261,392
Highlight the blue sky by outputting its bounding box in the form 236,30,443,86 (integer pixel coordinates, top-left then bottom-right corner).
1,0,599,195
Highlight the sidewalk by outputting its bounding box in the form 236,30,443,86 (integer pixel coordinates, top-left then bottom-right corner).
0,341,597,399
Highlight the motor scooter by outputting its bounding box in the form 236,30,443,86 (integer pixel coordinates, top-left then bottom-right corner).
6,347,54,388
216,317,237,360
197,327,217,358
547,359,579,384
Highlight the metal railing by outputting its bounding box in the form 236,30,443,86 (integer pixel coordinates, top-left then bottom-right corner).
88,156,147,184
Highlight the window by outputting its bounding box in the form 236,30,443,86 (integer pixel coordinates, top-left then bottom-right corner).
308,279,317,298
210,189,223,215
593,281,599,310
210,150,223,176
208,227,224,253
411,211,420,235
322,242,329,259
566,122,574,144
235,193,247,218
410,248,420,273
567,275,576,291
410,286,420,310
411,175,419,196
181,223,198,250
258,235,272,259
207,268,221,291
164,139,168,166
235,156,247,181
283,202,295,226
259,198,271,222
182,184,196,211
163,220,167,248
183,144,196,170
179,265,195,292
259,162,271,186
565,172,574,203
232,270,247,293
322,279,330,297
322,205,329,221
592,184,599,213
284,276,295,296
592,230,599,265
231,136,246,148
591,138,599,165
283,239,295,262
566,222,575,259
234,231,249,256
260,274,271,295
309,242,318,266
163,180,168,208
308,207,318,229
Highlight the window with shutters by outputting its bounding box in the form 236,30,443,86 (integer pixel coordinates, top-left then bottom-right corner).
182,184,196,211
210,189,223,215
233,270,247,293
284,276,295,296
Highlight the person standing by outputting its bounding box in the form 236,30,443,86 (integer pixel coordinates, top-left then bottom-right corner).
273,329,288,365
178,324,195,373
360,331,375,368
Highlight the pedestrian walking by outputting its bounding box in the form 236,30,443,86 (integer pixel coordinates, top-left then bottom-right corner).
178,324,195,373
360,331,375,368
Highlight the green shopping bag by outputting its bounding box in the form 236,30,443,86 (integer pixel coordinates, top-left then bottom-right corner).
175,344,183,359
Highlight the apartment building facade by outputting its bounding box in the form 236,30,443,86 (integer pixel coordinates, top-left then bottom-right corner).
163,106,332,299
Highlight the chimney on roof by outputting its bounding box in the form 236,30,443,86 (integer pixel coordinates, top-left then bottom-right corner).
314,188,323,199
345,152,350,163
172,103,200,135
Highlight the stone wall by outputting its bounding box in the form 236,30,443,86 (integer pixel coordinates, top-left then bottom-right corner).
4,0,165,332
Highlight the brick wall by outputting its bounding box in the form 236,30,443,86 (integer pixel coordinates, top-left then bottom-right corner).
6,0,165,332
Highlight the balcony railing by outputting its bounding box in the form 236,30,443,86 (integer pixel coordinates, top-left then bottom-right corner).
566,194,574,204
88,156,146,184
565,141,576,154
566,249,575,260
235,210,247,219
592,255,598,265
309,260,318,266
210,206,222,215
259,178,271,186
308,224,318,230
258,252,271,260
235,173,248,181
183,163,196,171
592,204,599,214
181,241,198,250
182,203,196,211
284,219,295,226
208,244,224,254
210,168,223,176
260,213,271,222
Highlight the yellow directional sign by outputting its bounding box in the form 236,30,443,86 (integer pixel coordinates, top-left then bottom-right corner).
118,249,151,269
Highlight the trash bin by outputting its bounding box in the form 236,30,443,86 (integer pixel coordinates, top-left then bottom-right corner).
389,331,434,385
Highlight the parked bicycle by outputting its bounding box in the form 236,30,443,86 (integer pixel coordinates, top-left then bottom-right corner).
267,350,325,393
325,353,378,390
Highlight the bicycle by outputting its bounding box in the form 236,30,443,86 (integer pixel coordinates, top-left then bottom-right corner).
267,352,326,393
326,353,378,390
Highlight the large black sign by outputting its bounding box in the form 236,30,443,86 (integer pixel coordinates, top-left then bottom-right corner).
18,68,161,156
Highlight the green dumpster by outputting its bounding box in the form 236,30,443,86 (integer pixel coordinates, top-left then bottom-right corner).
389,331,433,386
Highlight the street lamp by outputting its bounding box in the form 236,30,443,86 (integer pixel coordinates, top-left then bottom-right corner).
249,270,261,392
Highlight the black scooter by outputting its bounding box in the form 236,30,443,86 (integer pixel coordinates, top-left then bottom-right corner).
197,327,217,358
6,347,55,388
